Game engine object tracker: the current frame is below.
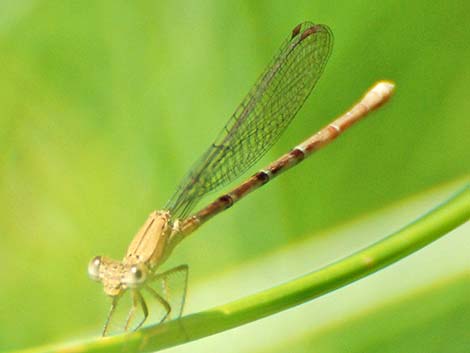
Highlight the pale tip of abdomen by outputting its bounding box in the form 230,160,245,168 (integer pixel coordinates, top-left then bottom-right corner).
364,80,396,111
374,80,396,99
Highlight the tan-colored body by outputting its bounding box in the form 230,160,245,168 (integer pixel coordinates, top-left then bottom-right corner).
124,211,172,268
89,80,395,335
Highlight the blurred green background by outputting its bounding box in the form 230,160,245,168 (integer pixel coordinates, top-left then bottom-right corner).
0,0,469,352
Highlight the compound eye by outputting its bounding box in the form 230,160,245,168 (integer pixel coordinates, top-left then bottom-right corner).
88,256,102,281
126,264,147,287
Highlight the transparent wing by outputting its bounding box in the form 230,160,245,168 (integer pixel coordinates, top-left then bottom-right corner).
166,22,333,218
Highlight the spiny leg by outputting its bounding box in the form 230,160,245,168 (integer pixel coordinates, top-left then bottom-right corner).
153,264,189,318
102,296,119,337
144,285,171,324
124,289,145,331
156,265,190,341
132,290,149,332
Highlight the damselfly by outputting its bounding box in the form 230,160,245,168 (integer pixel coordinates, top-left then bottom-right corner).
88,22,395,336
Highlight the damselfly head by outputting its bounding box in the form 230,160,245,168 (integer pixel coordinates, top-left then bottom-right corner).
88,255,149,296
